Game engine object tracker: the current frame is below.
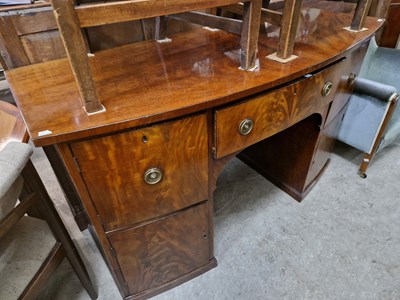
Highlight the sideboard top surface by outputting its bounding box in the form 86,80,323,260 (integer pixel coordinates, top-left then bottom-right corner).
6,9,383,146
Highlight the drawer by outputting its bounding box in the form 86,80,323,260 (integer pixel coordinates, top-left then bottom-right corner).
108,202,210,295
70,114,209,231
214,59,345,159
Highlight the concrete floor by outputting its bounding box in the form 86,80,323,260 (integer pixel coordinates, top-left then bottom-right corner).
32,140,400,300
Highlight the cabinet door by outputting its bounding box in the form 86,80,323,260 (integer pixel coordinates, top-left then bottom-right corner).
108,202,210,295
70,114,208,231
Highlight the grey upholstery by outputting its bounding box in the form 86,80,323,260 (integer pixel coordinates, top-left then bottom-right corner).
0,142,32,219
338,37,400,155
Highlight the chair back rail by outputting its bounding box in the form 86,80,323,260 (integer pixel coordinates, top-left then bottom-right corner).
51,0,262,113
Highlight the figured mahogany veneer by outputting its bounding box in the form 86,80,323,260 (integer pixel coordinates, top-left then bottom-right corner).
70,114,209,232
5,8,383,300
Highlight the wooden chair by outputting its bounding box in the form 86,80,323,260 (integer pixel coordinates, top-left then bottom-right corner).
0,100,97,299
337,38,400,178
50,0,263,114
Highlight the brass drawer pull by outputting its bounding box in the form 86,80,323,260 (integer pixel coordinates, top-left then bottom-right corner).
238,118,254,135
348,73,356,87
321,82,333,96
144,168,163,185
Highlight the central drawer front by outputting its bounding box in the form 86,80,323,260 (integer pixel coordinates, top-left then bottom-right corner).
70,114,209,231
214,60,345,158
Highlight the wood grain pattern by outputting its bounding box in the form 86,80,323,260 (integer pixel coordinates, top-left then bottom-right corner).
109,202,210,295
21,30,66,64
70,114,209,231
0,14,29,69
4,7,57,35
214,58,344,158
6,11,383,147
379,3,400,48
52,0,103,113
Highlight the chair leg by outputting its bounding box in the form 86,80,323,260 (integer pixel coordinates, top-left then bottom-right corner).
358,153,371,178
357,94,399,178
21,160,98,299
65,248,98,300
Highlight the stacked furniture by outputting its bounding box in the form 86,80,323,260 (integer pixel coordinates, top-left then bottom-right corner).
3,0,388,299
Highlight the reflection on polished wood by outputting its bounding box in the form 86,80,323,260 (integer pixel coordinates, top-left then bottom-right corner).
50,0,262,113
7,10,381,146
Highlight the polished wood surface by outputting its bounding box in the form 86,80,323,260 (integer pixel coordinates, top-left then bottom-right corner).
70,114,209,231
7,11,382,147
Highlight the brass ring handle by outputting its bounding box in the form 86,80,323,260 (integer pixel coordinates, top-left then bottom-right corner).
321,82,333,97
144,168,163,185
348,73,356,88
238,118,254,135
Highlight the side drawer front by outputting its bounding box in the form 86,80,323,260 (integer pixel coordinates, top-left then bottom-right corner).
296,59,345,121
108,203,210,295
70,114,209,231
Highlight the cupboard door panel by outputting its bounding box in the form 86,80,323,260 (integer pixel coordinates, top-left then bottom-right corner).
109,203,210,295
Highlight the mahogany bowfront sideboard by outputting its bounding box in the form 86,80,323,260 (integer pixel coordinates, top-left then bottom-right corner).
6,7,382,300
